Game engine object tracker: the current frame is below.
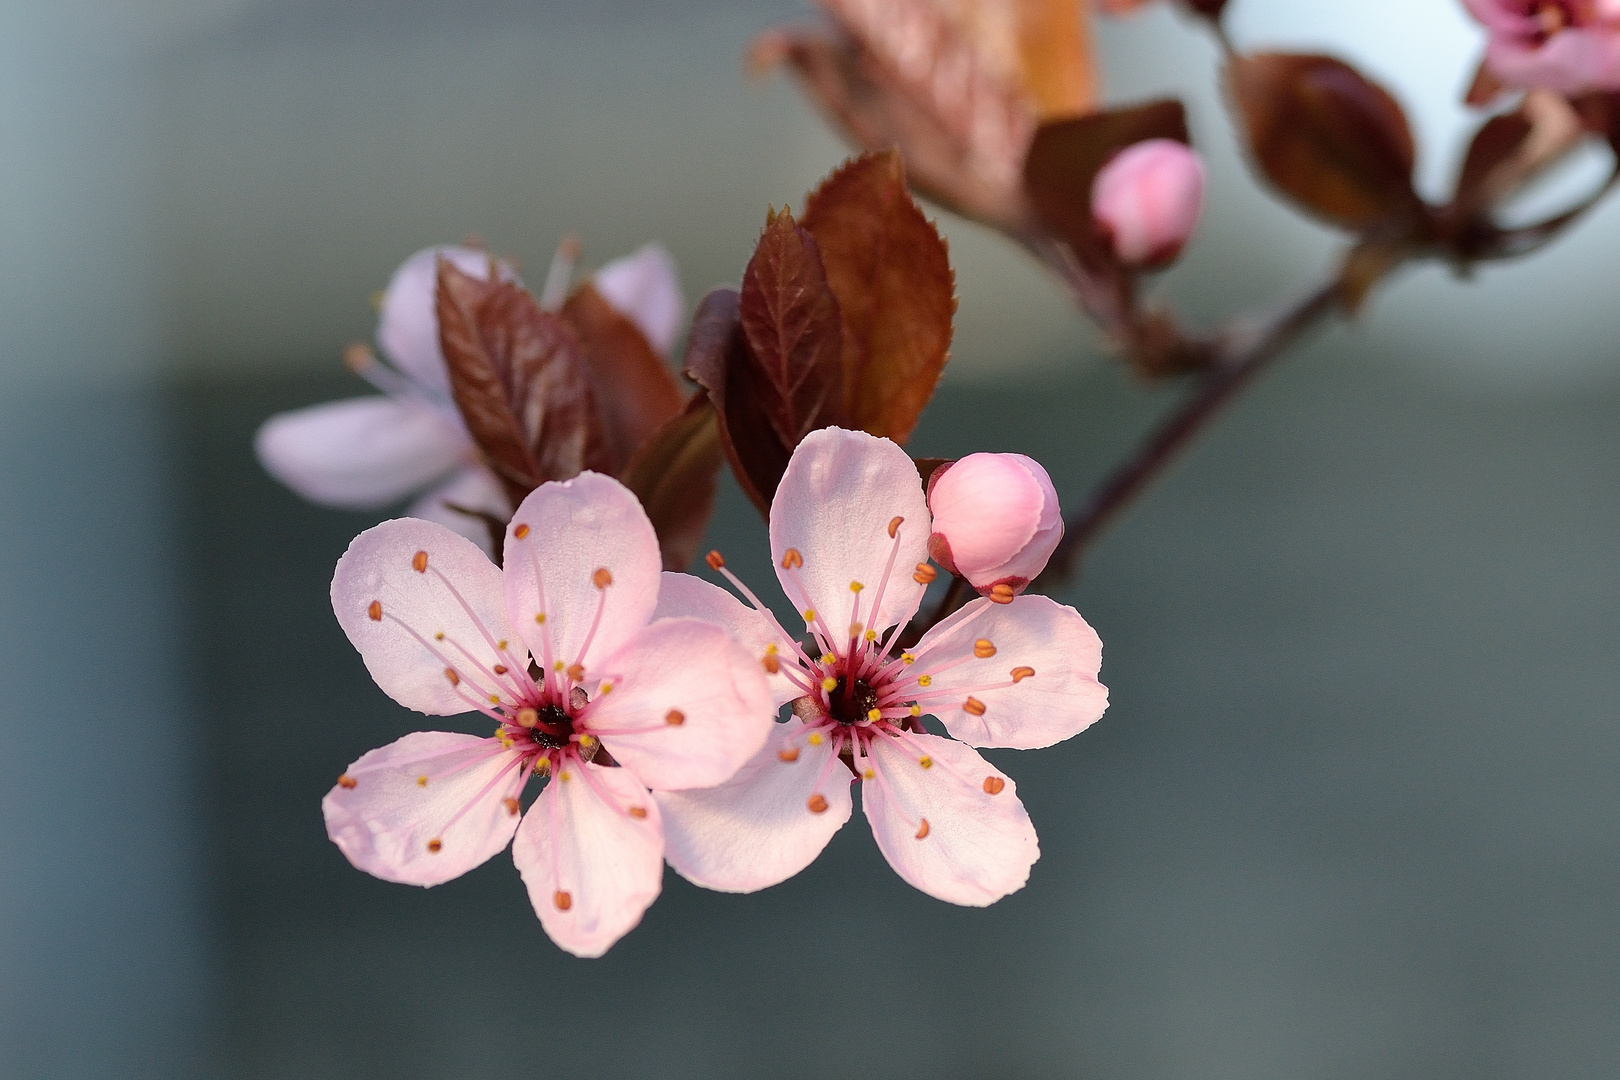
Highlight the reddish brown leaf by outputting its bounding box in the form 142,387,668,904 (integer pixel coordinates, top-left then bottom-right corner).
800,151,955,446
619,394,725,572
436,260,608,509
737,209,848,453
1024,99,1190,263
1227,53,1424,232
560,282,684,474
682,287,787,516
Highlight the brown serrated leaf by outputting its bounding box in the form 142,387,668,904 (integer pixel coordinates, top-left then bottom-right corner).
738,209,848,452
800,151,954,445
1227,53,1425,232
1024,99,1190,263
560,282,684,474
682,288,787,517
436,260,608,509
619,394,725,572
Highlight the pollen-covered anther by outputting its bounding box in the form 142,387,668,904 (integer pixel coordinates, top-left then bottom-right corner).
553,890,572,911
821,676,838,693
974,638,997,659
535,612,547,625
849,580,864,594
807,794,829,814
665,709,686,727
915,818,930,840
434,632,444,641
559,770,573,782
762,652,780,674
867,707,882,722
888,516,904,538
493,664,508,675
533,757,551,774
821,652,837,665
566,663,585,683
427,838,443,853
599,681,613,695
862,768,875,780
964,696,987,716
513,523,530,539
411,550,428,573
983,776,1006,795
849,622,863,638
516,708,538,728
918,675,932,687
807,732,824,746
909,704,922,717
989,583,1016,604
592,567,613,589
781,548,803,570
416,775,428,787
918,755,933,769
367,600,382,621
802,608,817,624
503,797,520,816
778,746,800,762
902,652,916,665
577,734,597,747
864,629,877,642
444,668,460,686
705,550,725,570
913,563,937,584
1011,666,1035,683
337,774,357,789
628,806,648,819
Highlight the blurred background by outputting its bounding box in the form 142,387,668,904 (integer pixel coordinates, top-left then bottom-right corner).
2,1,1617,1077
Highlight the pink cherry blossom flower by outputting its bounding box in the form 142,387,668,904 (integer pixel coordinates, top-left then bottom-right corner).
1464,0,1620,94
255,242,685,552
927,452,1063,599
1091,138,1206,269
651,428,1108,906
323,472,772,956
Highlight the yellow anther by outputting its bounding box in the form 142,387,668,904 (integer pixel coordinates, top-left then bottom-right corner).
553,660,565,672
765,643,779,655
535,612,547,624
802,608,817,624
849,581,864,593
919,755,933,769
578,734,597,747
807,794,828,814
821,676,838,692
416,775,428,787
989,583,1016,604
918,675,932,687
821,653,837,665
488,695,500,704
559,770,573,782
497,639,508,650
808,732,824,746
864,629,877,642
599,682,613,695
862,769,875,780
534,757,551,774
867,707,882,721
434,632,444,641
974,638,997,659
913,562,937,585
901,652,916,665
909,704,922,717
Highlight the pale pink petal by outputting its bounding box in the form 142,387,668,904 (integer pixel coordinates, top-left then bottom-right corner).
911,595,1107,750
657,721,853,892
503,473,661,684
376,245,519,395
861,732,1037,906
323,731,526,887
654,572,804,707
255,396,469,509
770,428,930,647
927,453,1061,589
1091,139,1206,269
332,518,524,716
511,762,664,958
407,466,511,557
1491,28,1620,94
592,243,685,357
585,617,773,790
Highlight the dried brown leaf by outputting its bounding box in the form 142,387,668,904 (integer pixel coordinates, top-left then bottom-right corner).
560,282,684,474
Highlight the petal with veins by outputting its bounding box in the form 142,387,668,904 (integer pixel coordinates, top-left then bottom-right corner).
323,731,525,887
654,572,803,708
255,396,469,509
503,473,661,677
657,721,852,892
512,762,664,958
407,465,512,558
376,245,516,396
588,618,773,791
770,428,930,643
861,733,1037,907
912,595,1107,749
332,518,520,715
593,243,685,358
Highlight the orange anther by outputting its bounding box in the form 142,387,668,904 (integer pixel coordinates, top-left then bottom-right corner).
974,639,997,659
592,567,613,589
781,548,803,570
427,838,443,853
762,654,780,674
963,696,986,716
444,668,460,686
913,563,937,585
412,550,428,573
778,746,801,762
989,583,1016,604
566,663,585,683
1011,666,1035,683
983,776,1006,795
915,818,930,840
367,600,382,621
337,774,357,789
493,664,508,675
705,550,725,570
628,806,648,819
887,516,904,538
516,708,538,728
554,890,572,911
665,709,686,727
503,797,520,816
513,523,530,539
807,794,829,814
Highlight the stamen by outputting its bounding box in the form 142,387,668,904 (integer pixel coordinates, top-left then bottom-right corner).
337,774,358,789
963,697,987,716
706,550,725,570
913,563,937,584
417,775,429,787
445,668,460,686
887,516,904,538
567,663,585,683
989,583,1016,604
918,755,933,769
973,639,996,659
592,567,613,589
412,551,428,573
504,797,520,816
513,523,530,539
778,746,801,762
983,776,1006,795
427,838,443,853
628,806,648,819
665,710,686,726
554,890,573,911
781,548,803,569
914,818,930,840
368,601,382,621
821,676,838,693
1011,667,1035,683
807,794,829,813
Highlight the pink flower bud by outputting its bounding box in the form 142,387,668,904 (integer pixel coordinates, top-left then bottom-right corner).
1464,0,1620,95
1090,139,1206,269
927,453,1063,597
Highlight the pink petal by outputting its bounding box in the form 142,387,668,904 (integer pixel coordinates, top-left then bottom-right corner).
323,731,526,887
406,466,512,558
592,243,685,357
657,721,853,893
1091,139,1206,269
511,762,664,958
860,732,1037,906
1490,28,1620,93
770,428,930,647
654,572,804,708
376,245,518,396
585,617,774,790
503,473,662,686
254,396,468,509
332,517,522,715
927,453,1061,588
912,595,1107,749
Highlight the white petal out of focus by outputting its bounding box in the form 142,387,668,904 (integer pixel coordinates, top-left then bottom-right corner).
323,731,525,887
593,243,685,357
511,762,664,958
654,572,803,708
255,396,469,509
913,595,1107,750
658,722,853,893
376,244,516,396
587,617,773,791
502,472,662,682
406,465,512,557
769,428,931,643
861,733,1038,907
331,517,516,716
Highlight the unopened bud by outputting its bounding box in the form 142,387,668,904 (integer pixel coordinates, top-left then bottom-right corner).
1091,139,1206,270
926,453,1062,598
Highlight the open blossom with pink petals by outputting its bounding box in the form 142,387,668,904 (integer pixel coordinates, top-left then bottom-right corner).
255,242,684,552
651,428,1108,906
927,452,1063,600
323,472,772,956
1465,0,1620,94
